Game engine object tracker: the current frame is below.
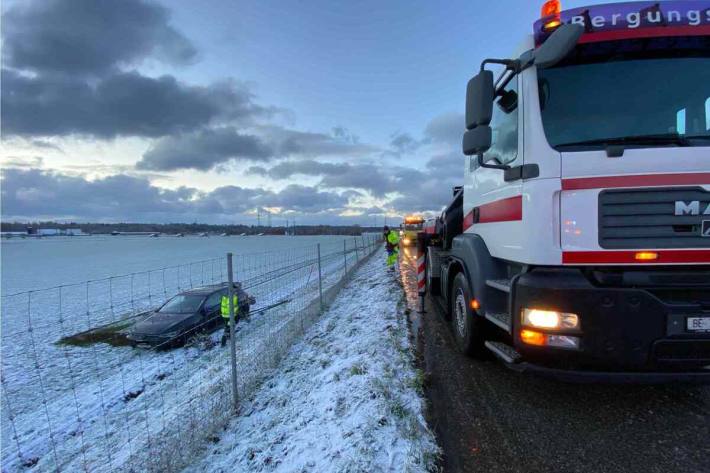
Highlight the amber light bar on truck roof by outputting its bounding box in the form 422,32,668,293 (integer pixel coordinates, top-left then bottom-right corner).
404,216,425,224
534,0,710,46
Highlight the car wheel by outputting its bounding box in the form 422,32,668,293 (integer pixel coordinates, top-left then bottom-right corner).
450,272,486,357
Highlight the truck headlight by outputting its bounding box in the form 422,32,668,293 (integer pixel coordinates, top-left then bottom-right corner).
522,309,579,330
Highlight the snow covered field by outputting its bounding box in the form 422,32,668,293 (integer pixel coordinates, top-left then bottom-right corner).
1,237,379,472
184,250,439,473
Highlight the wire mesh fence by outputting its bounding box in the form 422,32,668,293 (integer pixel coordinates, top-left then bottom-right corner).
1,234,382,472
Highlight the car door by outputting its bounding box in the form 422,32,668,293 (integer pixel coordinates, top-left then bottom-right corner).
203,290,224,325
467,74,524,261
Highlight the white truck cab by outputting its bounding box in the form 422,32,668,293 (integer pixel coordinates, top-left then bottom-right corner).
423,0,710,382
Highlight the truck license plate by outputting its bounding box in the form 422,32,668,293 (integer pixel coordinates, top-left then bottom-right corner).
687,317,710,332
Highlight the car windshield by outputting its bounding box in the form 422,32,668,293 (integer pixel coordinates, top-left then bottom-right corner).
404,224,422,231
537,54,710,151
158,295,205,314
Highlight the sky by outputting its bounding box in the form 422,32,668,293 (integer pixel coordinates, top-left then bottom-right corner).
1,0,620,226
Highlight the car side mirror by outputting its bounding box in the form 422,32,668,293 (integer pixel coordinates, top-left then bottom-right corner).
533,23,583,69
465,70,495,130
462,125,492,156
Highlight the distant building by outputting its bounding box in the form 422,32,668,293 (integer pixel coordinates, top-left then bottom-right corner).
0,231,29,238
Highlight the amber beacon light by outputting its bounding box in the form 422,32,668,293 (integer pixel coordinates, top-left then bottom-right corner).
541,0,562,31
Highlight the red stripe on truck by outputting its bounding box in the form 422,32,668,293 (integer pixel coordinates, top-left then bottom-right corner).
463,195,523,231
563,250,710,265
562,173,710,191
578,25,710,44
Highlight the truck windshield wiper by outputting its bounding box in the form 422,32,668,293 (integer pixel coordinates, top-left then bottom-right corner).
555,133,709,150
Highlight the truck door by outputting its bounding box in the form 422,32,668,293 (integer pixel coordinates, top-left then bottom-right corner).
466,75,524,261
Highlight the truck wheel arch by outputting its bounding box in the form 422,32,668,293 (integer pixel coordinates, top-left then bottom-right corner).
448,234,505,313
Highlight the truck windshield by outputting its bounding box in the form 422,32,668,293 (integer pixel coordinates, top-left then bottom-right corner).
538,55,710,151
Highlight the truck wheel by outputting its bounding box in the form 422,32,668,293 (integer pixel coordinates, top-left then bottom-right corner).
450,273,486,357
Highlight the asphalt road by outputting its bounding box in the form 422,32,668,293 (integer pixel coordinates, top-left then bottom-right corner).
397,246,710,473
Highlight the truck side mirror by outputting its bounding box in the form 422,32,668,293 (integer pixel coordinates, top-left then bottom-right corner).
465,70,495,130
533,23,583,69
462,125,492,156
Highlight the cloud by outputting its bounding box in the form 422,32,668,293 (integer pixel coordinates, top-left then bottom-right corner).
247,157,460,211
2,70,268,138
2,0,196,76
0,0,274,140
247,160,392,196
389,132,421,155
423,112,464,145
1,156,45,169
248,160,346,179
136,126,377,172
261,126,377,158
1,168,351,222
137,127,273,171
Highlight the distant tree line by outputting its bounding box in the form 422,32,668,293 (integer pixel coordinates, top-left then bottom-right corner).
0,221,383,236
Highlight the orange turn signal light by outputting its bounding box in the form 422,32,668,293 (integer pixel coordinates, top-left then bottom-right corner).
520,329,546,346
470,299,480,310
634,251,658,261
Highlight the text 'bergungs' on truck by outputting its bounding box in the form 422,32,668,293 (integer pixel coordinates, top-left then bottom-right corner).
419,0,710,382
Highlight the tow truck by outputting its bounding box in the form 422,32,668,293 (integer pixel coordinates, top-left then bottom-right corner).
400,215,425,246
420,0,710,382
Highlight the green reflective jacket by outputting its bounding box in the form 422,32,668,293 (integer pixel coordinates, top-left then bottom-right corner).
387,230,400,245
220,294,239,319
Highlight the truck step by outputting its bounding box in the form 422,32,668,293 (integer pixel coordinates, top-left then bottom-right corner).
485,278,511,293
484,311,512,333
484,341,521,364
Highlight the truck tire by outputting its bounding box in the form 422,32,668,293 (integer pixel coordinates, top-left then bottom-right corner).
450,272,486,357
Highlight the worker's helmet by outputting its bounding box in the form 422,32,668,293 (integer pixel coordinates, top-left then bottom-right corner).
383,225,390,232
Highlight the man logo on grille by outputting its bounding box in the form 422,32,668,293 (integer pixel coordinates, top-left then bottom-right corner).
702,220,710,238
675,201,710,216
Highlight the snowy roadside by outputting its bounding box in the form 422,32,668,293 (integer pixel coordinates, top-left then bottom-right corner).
184,250,440,473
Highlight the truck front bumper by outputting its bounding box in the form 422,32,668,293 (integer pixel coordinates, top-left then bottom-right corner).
508,361,710,384
509,268,710,378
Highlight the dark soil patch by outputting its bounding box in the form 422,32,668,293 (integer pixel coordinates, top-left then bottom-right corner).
56,320,134,348
123,388,144,402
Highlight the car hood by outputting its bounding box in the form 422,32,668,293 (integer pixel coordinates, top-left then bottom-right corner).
130,312,197,336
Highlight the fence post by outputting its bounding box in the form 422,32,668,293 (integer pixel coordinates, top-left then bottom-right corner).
343,240,347,275
317,244,323,311
226,253,239,411
354,237,359,261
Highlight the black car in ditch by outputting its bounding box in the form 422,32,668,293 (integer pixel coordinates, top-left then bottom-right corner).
127,283,254,347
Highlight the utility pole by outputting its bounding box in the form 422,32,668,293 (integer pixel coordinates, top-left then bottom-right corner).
226,253,239,411
257,208,261,227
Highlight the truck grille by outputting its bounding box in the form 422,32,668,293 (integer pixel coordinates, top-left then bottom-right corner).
598,187,710,249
